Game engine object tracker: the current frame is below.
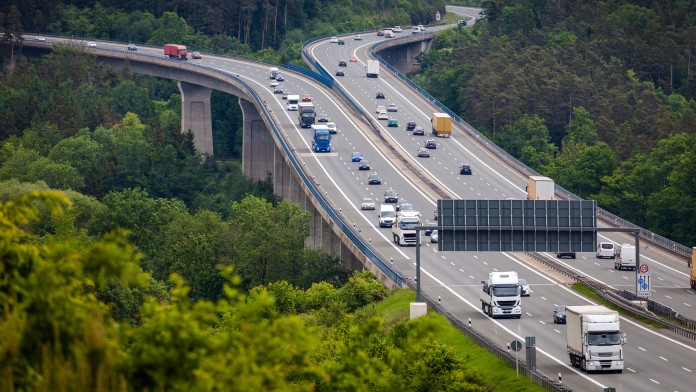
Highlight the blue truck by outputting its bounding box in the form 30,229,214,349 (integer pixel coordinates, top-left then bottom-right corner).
311,125,332,152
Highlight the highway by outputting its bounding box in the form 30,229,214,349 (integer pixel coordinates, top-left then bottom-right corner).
26,23,696,392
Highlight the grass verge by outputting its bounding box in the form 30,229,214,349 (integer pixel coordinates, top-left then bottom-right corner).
571,282,666,328
377,289,547,392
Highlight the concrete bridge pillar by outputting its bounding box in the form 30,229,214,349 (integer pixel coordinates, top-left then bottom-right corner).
178,81,214,155
240,98,274,182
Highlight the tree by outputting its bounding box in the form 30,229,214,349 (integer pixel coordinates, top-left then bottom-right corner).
495,114,557,171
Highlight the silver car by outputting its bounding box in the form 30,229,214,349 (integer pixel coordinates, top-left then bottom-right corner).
430,230,438,243
519,279,531,297
361,197,376,210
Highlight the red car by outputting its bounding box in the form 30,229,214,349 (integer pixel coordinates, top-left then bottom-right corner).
302,94,312,102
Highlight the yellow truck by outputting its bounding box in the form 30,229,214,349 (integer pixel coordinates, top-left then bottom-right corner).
691,247,696,289
431,113,452,137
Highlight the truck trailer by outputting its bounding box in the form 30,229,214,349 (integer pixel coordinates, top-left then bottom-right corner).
163,44,188,60
526,176,555,200
311,125,332,152
367,60,380,78
431,113,451,137
480,271,521,318
299,102,316,128
566,305,625,373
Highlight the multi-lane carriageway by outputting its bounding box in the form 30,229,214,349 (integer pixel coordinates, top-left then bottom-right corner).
27,12,694,391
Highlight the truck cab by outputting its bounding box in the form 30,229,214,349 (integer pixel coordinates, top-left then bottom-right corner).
480,271,521,318
286,95,299,111
392,211,420,246
299,102,316,128
311,125,332,152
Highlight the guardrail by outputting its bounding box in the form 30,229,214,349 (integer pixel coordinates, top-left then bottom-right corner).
405,280,572,392
26,36,404,287
366,34,692,260
524,252,696,341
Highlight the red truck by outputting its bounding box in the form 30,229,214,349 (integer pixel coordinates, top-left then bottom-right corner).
163,44,188,60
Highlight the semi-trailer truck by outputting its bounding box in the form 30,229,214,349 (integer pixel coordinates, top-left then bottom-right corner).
391,211,420,246
480,271,521,318
431,113,451,137
164,44,188,60
311,125,332,152
526,176,555,200
367,60,380,78
566,305,625,373
299,102,316,128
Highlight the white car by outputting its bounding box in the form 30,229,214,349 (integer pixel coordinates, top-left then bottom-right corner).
87,41,97,47
361,197,376,210
354,35,363,40
36,36,47,42
376,105,386,113
326,122,338,134
387,103,398,112
330,36,338,43
270,81,279,87
377,111,388,120
430,230,438,243
393,26,402,33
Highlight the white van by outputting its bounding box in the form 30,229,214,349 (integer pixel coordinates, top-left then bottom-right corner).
596,242,616,259
269,67,279,79
378,204,396,228
614,244,636,270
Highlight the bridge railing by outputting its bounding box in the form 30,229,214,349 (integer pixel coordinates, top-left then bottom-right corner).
367,35,692,259
27,37,404,287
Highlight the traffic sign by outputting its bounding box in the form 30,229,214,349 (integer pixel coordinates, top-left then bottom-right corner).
639,263,649,273
637,273,651,297
510,340,522,352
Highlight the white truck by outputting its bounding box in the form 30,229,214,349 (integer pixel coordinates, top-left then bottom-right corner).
366,60,379,78
391,210,420,246
269,67,279,79
480,271,521,318
526,176,555,200
614,244,636,270
566,305,625,373
286,94,299,111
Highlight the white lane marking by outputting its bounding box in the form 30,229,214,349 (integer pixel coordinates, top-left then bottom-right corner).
626,367,636,372
417,265,607,389
649,379,660,384
638,347,646,351
237,73,411,259
539,320,546,325
659,356,668,361
683,367,692,372
554,329,561,334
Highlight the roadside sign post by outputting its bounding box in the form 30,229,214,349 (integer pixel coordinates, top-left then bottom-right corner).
637,263,651,298
510,340,522,378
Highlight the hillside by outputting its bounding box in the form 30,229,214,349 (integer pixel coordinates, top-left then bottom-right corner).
414,0,696,244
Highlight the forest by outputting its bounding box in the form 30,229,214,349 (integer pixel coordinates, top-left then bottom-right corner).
412,0,696,245
0,1,549,390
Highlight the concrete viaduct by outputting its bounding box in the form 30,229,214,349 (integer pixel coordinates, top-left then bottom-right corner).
24,35,433,288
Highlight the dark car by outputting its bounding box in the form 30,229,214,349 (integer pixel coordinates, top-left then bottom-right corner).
317,113,329,122
273,87,283,94
425,139,437,149
338,60,347,67
383,190,398,203
556,252,576,259
413,126,425,136
377,30,385,36
376,91,385,99
396,202,414,212
424,222,437,236
335,69,345,76
406,121,416,131
368,173,382,185
351,152,363,162
358,160,371,170
460,164,472,175
417,147,430,158
553,306,566,324
275,75,285,81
